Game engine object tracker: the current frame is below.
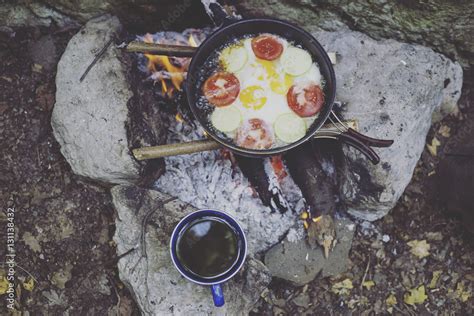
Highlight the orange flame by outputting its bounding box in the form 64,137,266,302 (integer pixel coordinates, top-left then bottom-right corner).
143,33,197,96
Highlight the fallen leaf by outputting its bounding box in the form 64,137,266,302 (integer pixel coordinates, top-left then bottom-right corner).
32,63,43,73
332,278,353,295
22,232,42,253
386,293,397,307
404,285,428,306
428,270,442,289
0,274,9,295
426,137,441,156
42,290,67,306
425,232,443,241
363,280,375,290
438,125,451,138
51,265,72,289
407,239,430,259
455,281,471,302
23,277,34,291
35,84,55,111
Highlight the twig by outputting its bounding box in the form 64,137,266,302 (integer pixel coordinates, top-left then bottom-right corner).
139,197,177,258
393,304,409,315
360,255,371,290
79,38,114,82
1,262,39,284
115,247,137,263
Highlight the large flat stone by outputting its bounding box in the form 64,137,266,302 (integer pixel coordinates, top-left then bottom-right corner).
264,217,355,286
313,30,462,221
52,15,166,185
236,0,474,69
112,184,272,315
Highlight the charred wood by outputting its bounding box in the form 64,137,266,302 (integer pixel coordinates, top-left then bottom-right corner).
235,155,289,214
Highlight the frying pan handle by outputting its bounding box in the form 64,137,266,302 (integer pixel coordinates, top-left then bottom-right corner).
347,128,394,148
338,133,380,165
208,2,239,26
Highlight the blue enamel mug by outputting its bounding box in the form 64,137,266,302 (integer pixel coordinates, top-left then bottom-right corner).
170,209,247,307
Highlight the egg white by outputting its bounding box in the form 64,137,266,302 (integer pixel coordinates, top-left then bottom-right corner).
216,36,322,144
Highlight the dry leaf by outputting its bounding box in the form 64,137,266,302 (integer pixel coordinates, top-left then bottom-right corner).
407,239,430,259
455,281,471,302
23,277,35,291
386,293,397,307
363,280,375,290
32,63,43,73
428,270,442,289
426,137,441,156
438,125,451,137
425,232,443,241
331,278,353,295
22,232,42,253
404,285,428,305
0,274,9,295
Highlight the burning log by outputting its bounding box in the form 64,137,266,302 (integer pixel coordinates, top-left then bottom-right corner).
284,140,344,257
235,155,289,214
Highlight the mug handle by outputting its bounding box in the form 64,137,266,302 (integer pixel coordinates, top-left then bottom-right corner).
211,284,225,307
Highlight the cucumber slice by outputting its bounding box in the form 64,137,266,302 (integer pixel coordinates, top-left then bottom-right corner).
220,45,248,72
274,112,307,143
211,106,242,132
281,47,313,76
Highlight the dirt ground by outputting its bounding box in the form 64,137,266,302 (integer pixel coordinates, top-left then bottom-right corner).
0,25,472,315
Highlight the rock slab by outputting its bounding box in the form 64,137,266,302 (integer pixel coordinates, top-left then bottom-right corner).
313,30,462,221
265,217,355,286
51,15,141,184
236,0,474,69
112,184,271,315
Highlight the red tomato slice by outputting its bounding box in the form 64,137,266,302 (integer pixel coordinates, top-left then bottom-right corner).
235,118,274,150
287,83,325,117
251,35,284,61
203,72,240,107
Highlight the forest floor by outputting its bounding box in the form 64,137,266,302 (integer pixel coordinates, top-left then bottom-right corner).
0,25,472,315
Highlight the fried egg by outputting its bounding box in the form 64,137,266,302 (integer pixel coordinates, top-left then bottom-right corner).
213,35,323,145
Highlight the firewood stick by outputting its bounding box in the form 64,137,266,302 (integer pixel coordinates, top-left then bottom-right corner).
133,139,220,161
132,120,357,161
125,41,197,57
125,41,337,64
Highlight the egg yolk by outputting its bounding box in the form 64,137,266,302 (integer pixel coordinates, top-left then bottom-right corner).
270,74,293,95
256,59,293,94
240,85,267,110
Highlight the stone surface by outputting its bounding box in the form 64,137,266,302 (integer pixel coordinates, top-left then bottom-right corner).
265,217,355,286
112,184,272,315
0,3,78,28
236,0,474,69
51,15,165,185
312,30,463,221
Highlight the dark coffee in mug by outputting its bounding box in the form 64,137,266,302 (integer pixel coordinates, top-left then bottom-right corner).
176,216,239,278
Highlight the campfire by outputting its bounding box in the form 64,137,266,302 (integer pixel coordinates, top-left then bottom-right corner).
128,31,343,257
138,30,208,98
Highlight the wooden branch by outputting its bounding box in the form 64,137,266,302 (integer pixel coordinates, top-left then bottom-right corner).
133,139,221,160
132,120,357,161
125,41,197,57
